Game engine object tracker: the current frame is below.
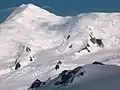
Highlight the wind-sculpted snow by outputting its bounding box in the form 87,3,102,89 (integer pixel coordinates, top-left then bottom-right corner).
0,3,120,90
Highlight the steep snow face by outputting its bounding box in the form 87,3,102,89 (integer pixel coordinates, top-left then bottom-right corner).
0,4,66,62
1,3,120,90
81,13,120,49
1,4,120,61
0,3,65,47
0,4,68,79
57,13,120,57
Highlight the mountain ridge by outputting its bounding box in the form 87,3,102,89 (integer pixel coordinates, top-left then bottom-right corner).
0,3,120,90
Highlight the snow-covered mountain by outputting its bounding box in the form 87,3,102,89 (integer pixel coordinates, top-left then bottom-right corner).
0,3,120,90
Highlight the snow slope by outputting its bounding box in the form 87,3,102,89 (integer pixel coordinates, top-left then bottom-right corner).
0,3,120,90
36,64,120,90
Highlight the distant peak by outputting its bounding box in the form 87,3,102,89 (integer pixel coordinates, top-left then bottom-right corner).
26,3,40,8
24,3,51,14
6,3,58,22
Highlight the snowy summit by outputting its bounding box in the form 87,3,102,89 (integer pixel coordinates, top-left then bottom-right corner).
0,3,120,90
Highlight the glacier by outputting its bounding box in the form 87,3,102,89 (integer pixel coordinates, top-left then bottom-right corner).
0,3,120,90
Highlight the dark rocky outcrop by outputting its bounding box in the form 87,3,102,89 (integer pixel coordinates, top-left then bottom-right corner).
55,61,62,70
90,37,96,44
66,35,70,40
26,47,31,52
30,56,33,61
96,39,104,47
54,66,84,86
29,79,45,89
92,61,104,65
90,36,104,47
55,64,60,70
57,61,62,65
15,62,21,70
69,44,72,48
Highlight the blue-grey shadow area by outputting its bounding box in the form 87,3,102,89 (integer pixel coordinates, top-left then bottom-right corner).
0,0,120,23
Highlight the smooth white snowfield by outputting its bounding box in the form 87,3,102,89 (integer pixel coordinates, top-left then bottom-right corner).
0,3,120,90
